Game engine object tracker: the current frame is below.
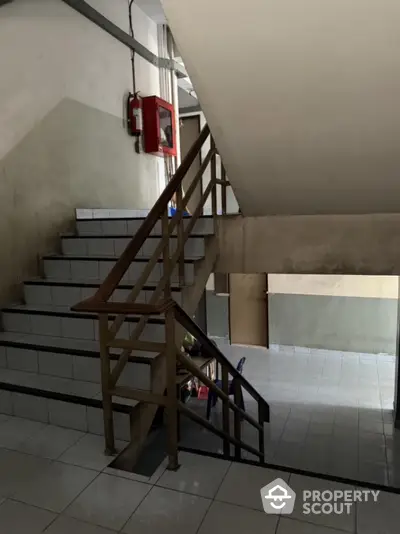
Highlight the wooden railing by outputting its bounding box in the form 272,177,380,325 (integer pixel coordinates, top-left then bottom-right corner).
71,125,263,469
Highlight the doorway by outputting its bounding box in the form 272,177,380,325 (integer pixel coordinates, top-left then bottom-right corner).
229,273,268,347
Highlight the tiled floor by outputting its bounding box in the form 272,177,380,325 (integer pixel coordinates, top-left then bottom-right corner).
180,341,400,488
0,415,399,532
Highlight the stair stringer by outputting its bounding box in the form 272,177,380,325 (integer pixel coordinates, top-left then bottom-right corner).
125,234,218,465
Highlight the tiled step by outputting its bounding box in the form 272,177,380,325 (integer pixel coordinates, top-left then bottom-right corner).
0,332,154,389
1,305,165,342
43,255,199,284
23,279,183,307
76,216,214,236
0,367,135,439
61,234,206,258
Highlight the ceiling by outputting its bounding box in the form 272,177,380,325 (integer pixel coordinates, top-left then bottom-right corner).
162,0,400,216
135,0,166,24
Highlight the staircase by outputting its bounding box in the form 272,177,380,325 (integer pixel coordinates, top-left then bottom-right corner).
0,124,269,469
0,213,215,440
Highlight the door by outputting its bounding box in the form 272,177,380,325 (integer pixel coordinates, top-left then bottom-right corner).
229,273,268,346
180,115,201,214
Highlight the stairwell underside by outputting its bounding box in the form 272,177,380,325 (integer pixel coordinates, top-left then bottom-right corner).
216,214,400,275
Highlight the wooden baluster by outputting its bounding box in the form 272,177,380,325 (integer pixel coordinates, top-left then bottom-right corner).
211,137,217,228
162,209,171,299
176,185,185,286
258,401,265,463
221,366,230,458
221,163,227,216
99,313,116,454
233,378,242,460
165,306,179,470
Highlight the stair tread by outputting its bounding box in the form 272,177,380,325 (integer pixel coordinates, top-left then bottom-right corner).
76,215,213,221
43,254,202,262
0,332,160,360
24,278,183,291
62,233,207,239
2,304,165,323
0,367,138,408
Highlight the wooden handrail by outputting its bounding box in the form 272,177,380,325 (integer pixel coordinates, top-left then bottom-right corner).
79,124,210,304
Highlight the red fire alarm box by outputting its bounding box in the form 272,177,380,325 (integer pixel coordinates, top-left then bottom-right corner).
142,96,177,157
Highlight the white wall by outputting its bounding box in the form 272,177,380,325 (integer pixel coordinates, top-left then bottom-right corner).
0,0,163,304
163,0,400,216
179,108,239,214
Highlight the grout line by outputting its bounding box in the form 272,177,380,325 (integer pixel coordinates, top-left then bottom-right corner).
116,478,153,533
281,514,355,534
178,446,400,495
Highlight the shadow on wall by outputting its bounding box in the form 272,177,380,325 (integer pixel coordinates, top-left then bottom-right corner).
0,97,160,306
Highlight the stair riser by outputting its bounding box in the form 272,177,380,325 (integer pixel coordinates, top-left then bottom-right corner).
1,312,165,342
76,217,214,236
0,346,151,390
0,389,130,439
43,259,195,284
23,285,183,308
62,236,205,258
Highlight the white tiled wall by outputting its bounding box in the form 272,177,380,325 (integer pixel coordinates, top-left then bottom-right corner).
75,209,150,220
2,312,165,342
25,283,182,307
13,392,48,422
7,347,38,373
0,387,130,438
62,236,205,258
76,217,214,236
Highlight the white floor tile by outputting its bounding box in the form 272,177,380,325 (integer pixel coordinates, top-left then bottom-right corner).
357,490,400,534
18,424,84,459
277,517,352,534
156,452,231,498
0,499,56,533
197,500,278,534
123,485,211,534
12,461,98,512
288,474,356,532
216,462,290,512
0,416,46,449
0,448,51,498
58,434,127,471
65,473,151,531
44,515,115,534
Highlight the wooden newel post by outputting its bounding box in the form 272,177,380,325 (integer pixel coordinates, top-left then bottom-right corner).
221,163,227,215
162,209,171,299
99,313,116,455
211,137,217,227
176,186,185,286
165,307,179,470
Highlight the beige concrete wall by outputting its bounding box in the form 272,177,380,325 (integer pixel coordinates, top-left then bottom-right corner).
269,275,398,299
163,0,400,216
267,275,398,354
216,214,400,275
0,0,162,305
